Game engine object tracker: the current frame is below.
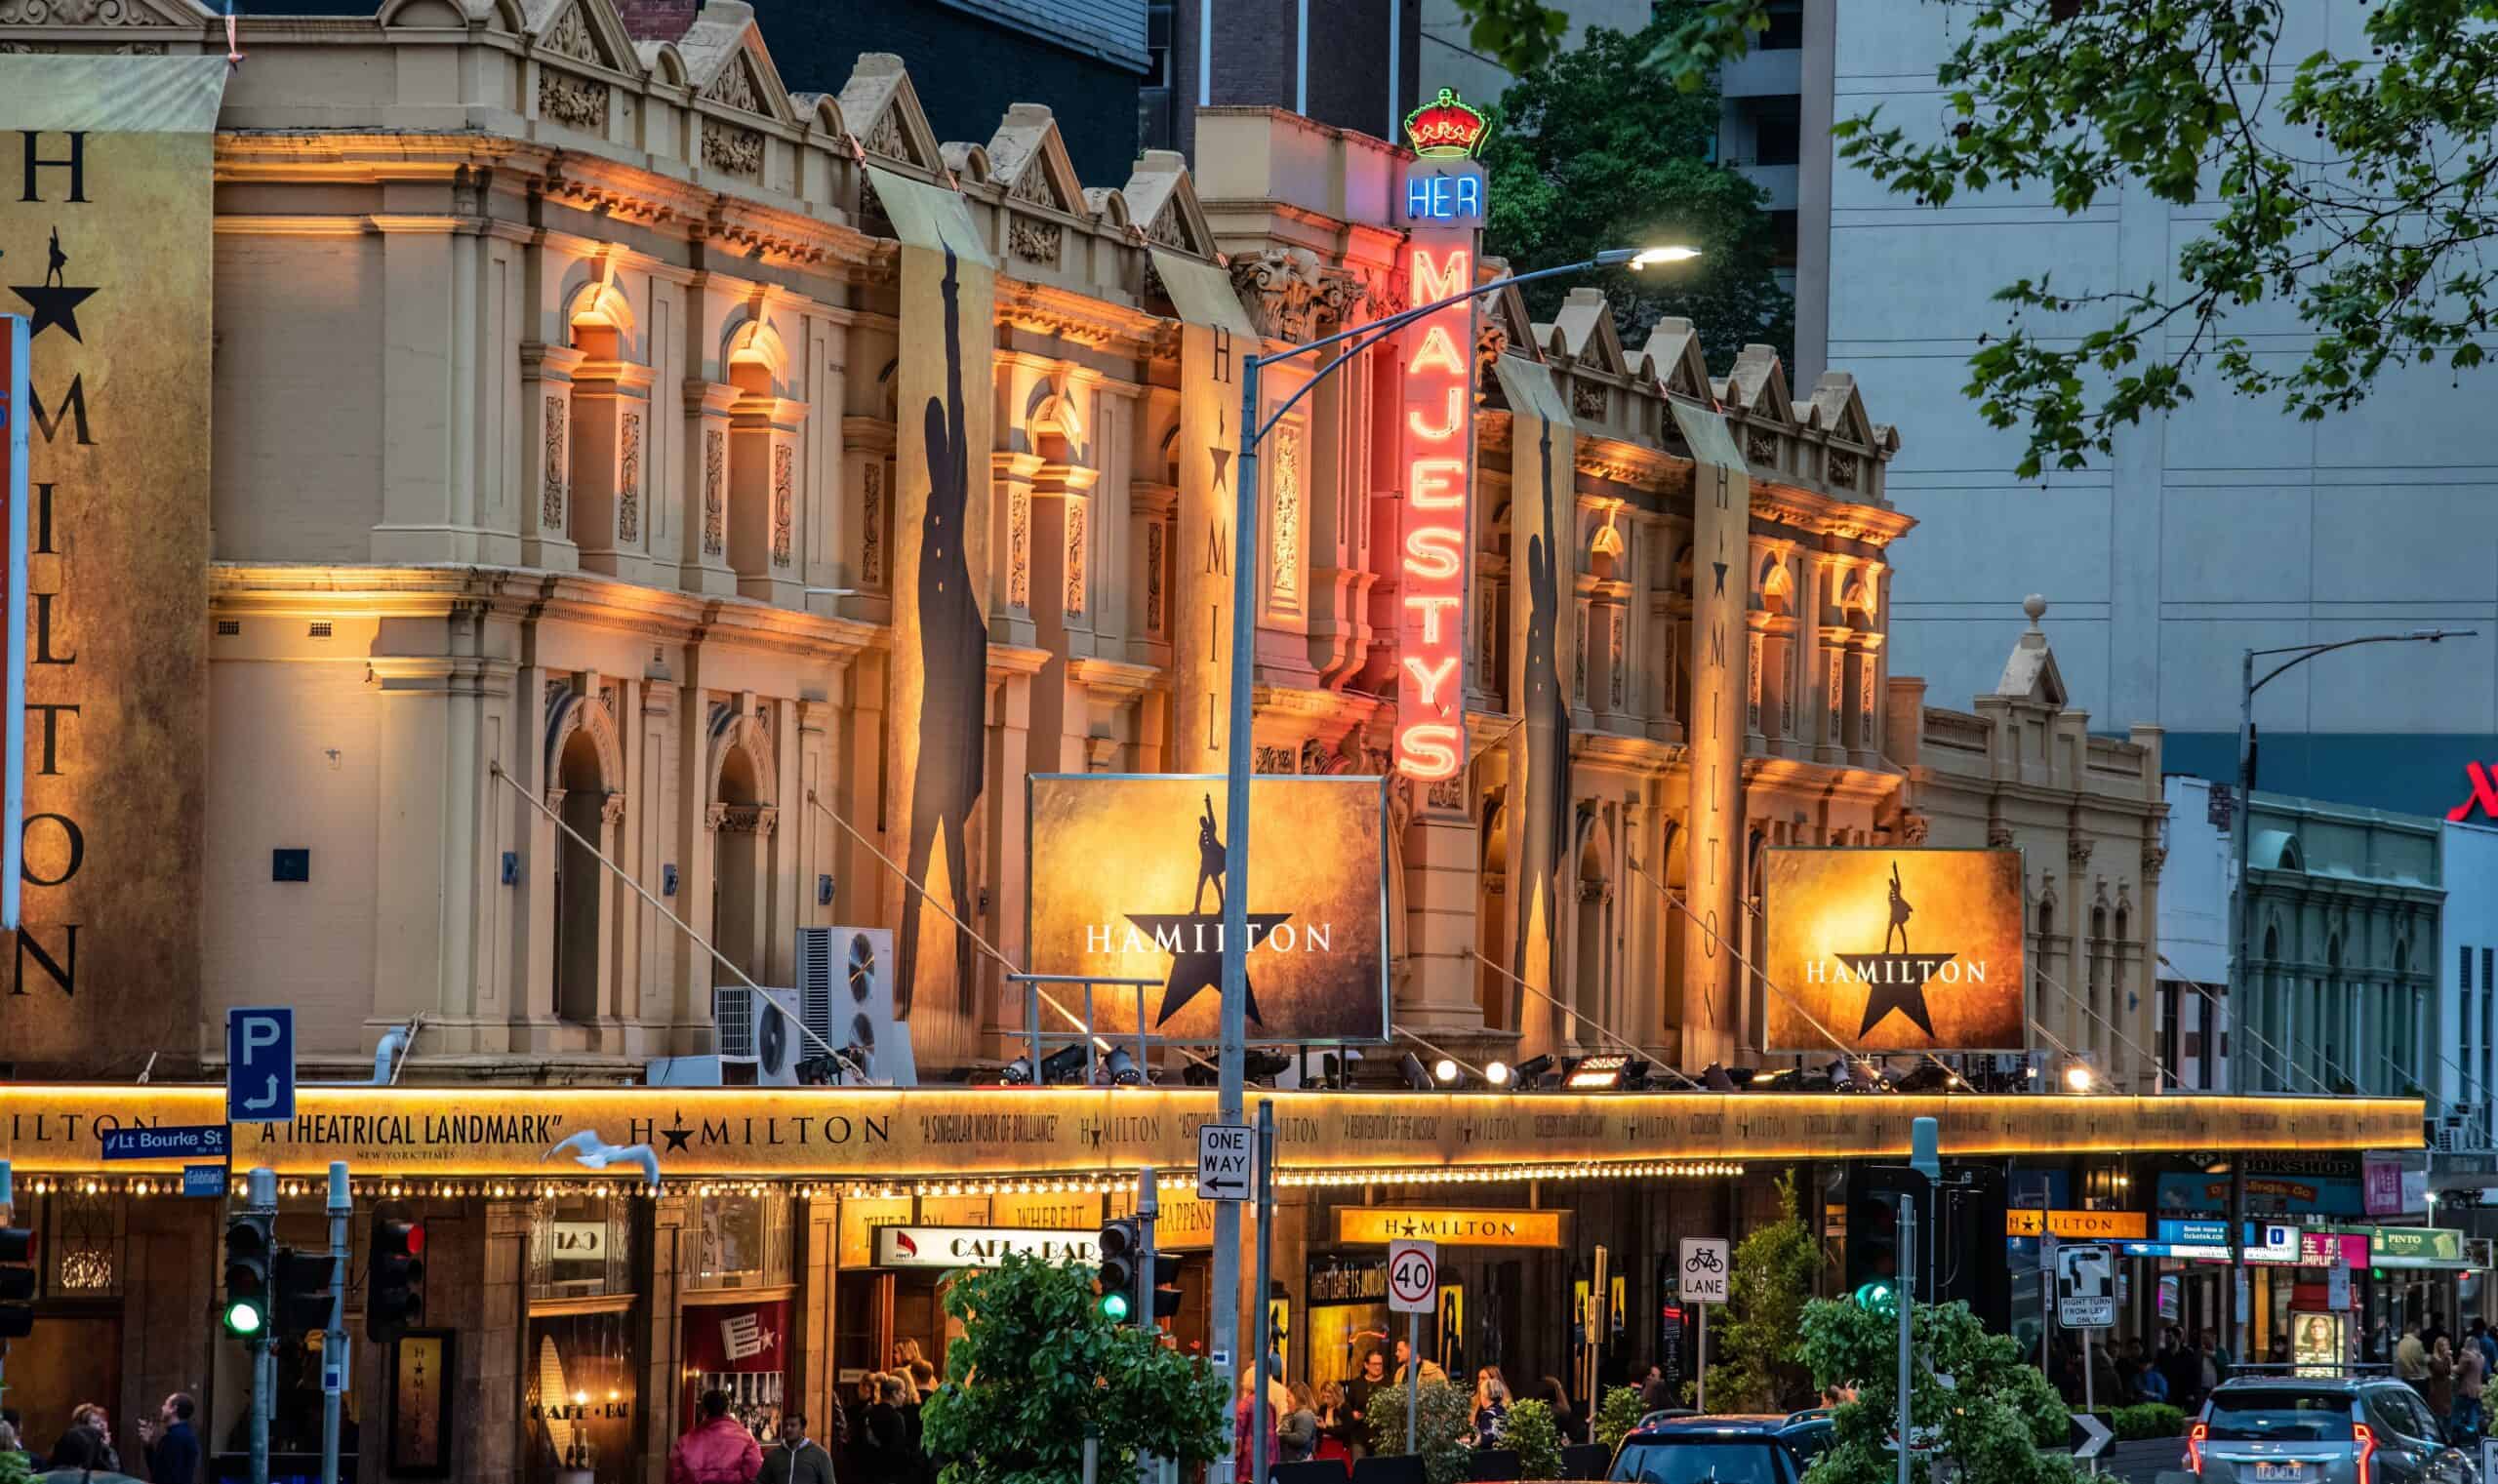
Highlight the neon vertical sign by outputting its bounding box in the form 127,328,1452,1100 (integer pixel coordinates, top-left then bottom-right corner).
1394,226,1477,782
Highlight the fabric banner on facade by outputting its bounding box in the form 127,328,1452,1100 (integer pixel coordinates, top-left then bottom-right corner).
1151,249,1255,772
0,1084,2426,1178
870,166,995,1060
1669,399,1750,1065
1491,355,1576,1059
0,58,226,1070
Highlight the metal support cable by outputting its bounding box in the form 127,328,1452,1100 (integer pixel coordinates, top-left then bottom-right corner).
1468,947,1706,1090
2028,957,2179,1090
2155,962,2345,1097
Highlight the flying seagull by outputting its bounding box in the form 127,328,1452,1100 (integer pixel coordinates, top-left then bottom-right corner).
542,1129,662,1191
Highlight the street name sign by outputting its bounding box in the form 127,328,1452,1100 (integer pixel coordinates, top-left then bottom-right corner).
100,1122,228,1161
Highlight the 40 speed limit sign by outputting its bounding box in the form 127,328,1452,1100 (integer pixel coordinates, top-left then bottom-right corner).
1388,1238,1439,1314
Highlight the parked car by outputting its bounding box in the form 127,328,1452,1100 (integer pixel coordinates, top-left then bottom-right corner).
2187,1372,2477,1483
1607,1412,1835,1484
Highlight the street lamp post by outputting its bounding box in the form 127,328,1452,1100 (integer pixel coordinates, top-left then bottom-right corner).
2220,625,2473,1366
1206,245,1696,1467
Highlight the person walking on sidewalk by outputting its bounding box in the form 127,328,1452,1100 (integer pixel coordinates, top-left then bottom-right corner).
670,1390,763,1484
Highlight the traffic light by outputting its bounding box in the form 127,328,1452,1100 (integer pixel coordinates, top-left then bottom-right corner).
0,1222,35,1341
1096,1218,1140,1325
366,1200,424,1344
273,1246,335,1341
1852,1278,1899,1316
1148,1251,1183,1324
222,1211,274,1339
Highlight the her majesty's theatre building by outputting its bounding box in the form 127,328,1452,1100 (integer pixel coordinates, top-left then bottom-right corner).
0,3,2422,1481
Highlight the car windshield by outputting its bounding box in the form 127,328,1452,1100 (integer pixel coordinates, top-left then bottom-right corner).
2204,1388,2354,1442
1610,1440,1786,1484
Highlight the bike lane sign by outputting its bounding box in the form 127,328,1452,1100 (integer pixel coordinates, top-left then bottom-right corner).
1679,1237,1729,1304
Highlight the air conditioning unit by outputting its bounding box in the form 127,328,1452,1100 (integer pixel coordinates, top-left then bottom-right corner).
711,983,804,1086
796,926,916,1087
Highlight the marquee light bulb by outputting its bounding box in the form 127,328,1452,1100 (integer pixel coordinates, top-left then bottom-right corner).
2063,1063,2095,1094
1432,1058,1460,1085
1485,1061,1511,1087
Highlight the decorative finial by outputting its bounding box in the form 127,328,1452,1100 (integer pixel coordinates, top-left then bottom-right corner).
2023,593,2047,630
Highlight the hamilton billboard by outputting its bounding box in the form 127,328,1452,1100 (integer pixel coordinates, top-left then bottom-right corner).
1760,847,2028,1054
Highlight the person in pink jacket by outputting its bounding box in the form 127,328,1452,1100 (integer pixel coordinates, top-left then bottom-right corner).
669,1391,762,1484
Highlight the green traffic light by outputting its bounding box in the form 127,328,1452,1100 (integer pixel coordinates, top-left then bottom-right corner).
1100,1291,1132,1322
222,1298,266,1336
1853,1280,1898,1314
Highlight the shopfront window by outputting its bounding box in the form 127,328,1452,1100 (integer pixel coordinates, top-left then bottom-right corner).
686,1193,792,1291
529,1193,635,1301
525,1307,641,1484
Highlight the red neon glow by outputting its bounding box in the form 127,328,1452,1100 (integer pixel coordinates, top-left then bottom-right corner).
2352,1422,2374,1484
2184,1422,2204,1475
2449,760,2498,821
1394,242,1473,782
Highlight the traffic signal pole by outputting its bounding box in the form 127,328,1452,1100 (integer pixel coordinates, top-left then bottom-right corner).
247,1166,276,1484
322,1162,349,1484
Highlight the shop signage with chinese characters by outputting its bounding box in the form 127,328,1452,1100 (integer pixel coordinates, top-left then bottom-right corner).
1336,1207,1567,1248
872,1225,1101,1270
0,1085,2425,1180
2003,1209,2147,1240
1760,848,2029,1053
2331,1224,2466,1269
1026,774,1390,1043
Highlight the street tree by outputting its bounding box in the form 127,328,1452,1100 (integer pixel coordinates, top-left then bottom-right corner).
1457,0,2498,478
1690,1172,1820,1411
1794,1295,2079,1484
921,1251,1229,1484
1480,9,1793,369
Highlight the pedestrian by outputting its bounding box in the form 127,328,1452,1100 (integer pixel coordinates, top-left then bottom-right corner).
2475,1318,2498,1379
1535,1377,1579,1445
2131,1353,2169,1404
2452,1332,2485,1445
2161,1331,2204,1410
37,1426,139,1484
2367,1317,2393,1364
134,1394,199,1484
63,1408,117,1474
1277,1383,1320,1464
758,1412,835,1484
1344,1348,1389,1455
2201,1328,2231,1388
1469,1371,1511,1445
2429,1337,2457,1422
0,1421,27,1472
1639,1375,1676,1415
2399,1322,2431,1395
1392,1337,1447,1386
670,1389,763,1484
1313,1383,1354,1465
1233,1374,1278,1481
857,1375,918,1484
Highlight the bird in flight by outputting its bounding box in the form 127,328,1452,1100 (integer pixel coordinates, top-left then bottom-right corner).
543,1129,663,1191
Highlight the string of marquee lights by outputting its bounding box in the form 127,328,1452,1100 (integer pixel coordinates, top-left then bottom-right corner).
802,788,1222,1077
1467,948,1707,1092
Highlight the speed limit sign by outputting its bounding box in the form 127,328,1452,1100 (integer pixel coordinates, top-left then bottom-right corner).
1388,1238,1439,1314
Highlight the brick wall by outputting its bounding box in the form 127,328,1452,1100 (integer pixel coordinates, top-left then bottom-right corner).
615,0,697,40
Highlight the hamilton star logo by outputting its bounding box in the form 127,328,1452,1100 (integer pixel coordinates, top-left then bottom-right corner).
12,227,98,343
661,1112,694,1153
1113,792,1289,1027
1209,405,1233,499
1835,860,1957,1040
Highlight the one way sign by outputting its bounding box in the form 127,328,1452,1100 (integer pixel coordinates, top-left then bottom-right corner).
1198,1122,1253,1201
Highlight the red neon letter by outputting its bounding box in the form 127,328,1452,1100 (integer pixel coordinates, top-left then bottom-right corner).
1403,526,1464,581
1407,385,1465,442
1397,724,1462,781
1410,458,1467,508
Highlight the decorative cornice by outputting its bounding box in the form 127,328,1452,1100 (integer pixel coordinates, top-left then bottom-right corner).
993,278,1160,350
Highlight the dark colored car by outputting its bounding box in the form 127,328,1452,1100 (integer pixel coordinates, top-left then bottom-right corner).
2189,1374,2478,1483
1607,1412,1836,1484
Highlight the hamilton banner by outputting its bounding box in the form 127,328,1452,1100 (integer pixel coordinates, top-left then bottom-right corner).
1671,399,1750,1066
1760,847,2029,1053
1025,773,1389,1043
1492,355,1575,1059
0,1084,2423,1179
0,58,226,1071
1151,249,1256,773
871,166,995,1064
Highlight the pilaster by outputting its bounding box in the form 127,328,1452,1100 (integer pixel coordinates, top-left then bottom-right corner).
520,342,587,571
678,379,744,596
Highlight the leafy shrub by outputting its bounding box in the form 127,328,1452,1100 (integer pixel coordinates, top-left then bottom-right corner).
1365,1379,1477,1484
1503,1398,1565,1480
1591,1384,1647,1452
2106,1403,2187,1440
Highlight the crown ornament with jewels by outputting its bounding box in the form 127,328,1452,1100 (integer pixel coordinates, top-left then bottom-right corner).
1402,87,1490,159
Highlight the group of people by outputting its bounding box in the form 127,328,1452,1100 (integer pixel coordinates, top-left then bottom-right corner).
2383,1316,2495,1444
667,1342,938,1484
2048,1326,2230,1412
0,1394,203,1484
1231,1340,1588,1479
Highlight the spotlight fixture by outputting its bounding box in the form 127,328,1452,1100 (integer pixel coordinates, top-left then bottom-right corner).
1401,1052,1433,1090
1000,1057,1035,1086
1484,1060,1512,1088
1244,1048,1294,1085
1702,1063,1737,1093
1432,1057,1461,1086
1512,1054,1555,1089
1104,1048,1144,1087
1565,1054,1630,1090
1039,1044,1091,1086
2062,1059,2097,1094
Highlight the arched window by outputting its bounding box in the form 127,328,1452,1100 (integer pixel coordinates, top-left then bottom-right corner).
713,744,764,984
554,727,608,1024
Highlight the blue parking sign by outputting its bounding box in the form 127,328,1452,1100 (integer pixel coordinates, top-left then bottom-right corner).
226,1006,296,1123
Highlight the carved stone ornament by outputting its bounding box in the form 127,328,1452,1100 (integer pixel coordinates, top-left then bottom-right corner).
1475,321,1510,396
1828,450,1860,489
1065,499,1088,616
1427,777,1469,811
703,120,764,179
2142,843,2168,880
703,53,764,115
542,3,601,62
1746,430,1778,467
1271,423,1302,603
539,68,610,131
1610,610,1627,709
1148,202,1189,250
1900,811,1931,846
1299,737,1333,776
0,0,152,20
1573,608,1588,702
1008,218,1063,268
770,442,794,568
542,398,569,529
863,109,907,162
1254,744,1295,776
1988,821,2016,849
703,429,726,556
1008,488,1030,608
1011,167,1058,210
1572,380,1608,420
2069,836,2096,868
1229,247,1328,342
716,804,779,835
617,413,642,543
859,461,883,584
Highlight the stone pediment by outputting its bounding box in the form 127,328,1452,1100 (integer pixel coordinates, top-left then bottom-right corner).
1723,343,1793,424
1120,149,1215,258
987,102,1084,218
1638,318,1711,400
838,51,944,175
1551,286,1628,377
526,0,636,73
676,0,789,122
0,0,215,27
1807,369,1879,448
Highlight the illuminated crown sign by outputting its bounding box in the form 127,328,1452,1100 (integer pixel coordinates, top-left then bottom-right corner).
1403,87,1490,159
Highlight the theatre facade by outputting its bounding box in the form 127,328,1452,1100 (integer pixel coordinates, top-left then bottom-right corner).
0,0,2301,1477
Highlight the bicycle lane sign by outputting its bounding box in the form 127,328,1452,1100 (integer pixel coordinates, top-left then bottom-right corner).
1679,1237,1730,1304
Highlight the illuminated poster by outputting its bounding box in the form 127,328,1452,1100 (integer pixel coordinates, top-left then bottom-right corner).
1671,401,1751,1063
2290,1310,2347,1377
1759,847,2028,1053
1152,248,1257,773
870,167,996,1063
1026,773,1389,1042
0,58,226,1069
525,1308,640,1484
1493,356,1575,1055
1392,104,1486,785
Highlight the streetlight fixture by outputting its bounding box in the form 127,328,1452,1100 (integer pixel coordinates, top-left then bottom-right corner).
1204,244,1700,1401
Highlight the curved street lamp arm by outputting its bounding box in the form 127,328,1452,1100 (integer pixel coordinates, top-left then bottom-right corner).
1248,255,1606,449
2249,629,2474,698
